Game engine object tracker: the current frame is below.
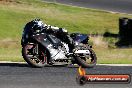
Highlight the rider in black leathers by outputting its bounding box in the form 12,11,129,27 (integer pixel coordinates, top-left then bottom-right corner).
30,19,75,53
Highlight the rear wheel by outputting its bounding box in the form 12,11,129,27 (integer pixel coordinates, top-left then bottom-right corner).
75,47,97,68
22,43,48,68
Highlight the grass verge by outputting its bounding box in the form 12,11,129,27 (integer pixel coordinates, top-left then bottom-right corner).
0,0,132,63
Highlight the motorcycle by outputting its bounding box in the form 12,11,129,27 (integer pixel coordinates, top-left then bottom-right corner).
21,19,97,68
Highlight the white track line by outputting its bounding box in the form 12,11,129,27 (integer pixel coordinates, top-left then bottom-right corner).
97,64,132,66
0,61,132,66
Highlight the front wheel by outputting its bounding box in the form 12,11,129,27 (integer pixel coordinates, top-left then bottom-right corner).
22,43,48,68
74,48,97,68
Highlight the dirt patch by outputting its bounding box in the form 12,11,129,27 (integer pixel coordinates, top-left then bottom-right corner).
90,36,108,48
0,0,21,4
0,38,20,48
0,0,14,2
0,0,12,1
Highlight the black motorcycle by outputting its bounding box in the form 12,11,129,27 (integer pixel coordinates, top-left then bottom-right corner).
21,19,97,68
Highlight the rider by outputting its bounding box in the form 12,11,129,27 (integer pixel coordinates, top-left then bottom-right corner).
32,19,75,53
46,24,75,53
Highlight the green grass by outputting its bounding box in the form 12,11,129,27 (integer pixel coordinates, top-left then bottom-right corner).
0,0,132,63
95,48,132,64
0,48,24,62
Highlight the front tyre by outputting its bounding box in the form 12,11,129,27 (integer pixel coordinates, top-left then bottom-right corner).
75,48,97,68
22,43,48,68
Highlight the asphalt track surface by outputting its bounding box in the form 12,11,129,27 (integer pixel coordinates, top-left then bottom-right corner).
1,1,131,88
0,63,131,88
43,0,132,14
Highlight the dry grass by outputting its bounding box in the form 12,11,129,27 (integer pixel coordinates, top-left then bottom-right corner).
0,38,20,48
90,36,108,48
0,0,16,4
0,0,14,2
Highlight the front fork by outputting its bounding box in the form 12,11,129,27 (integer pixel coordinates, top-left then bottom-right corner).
33,44,39,55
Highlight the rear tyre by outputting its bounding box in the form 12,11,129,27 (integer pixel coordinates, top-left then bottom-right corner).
22,43,48,68
75,48,97,68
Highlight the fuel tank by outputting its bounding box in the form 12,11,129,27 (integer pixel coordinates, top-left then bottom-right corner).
32,33,67,60
70,33,89,44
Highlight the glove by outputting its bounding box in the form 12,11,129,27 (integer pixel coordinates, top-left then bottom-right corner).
59,28,68,33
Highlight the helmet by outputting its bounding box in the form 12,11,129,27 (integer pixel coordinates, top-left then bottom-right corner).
31,19,45,33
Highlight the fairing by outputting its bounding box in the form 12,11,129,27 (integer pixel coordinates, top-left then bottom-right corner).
70,33,89,44
32,33,67,60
